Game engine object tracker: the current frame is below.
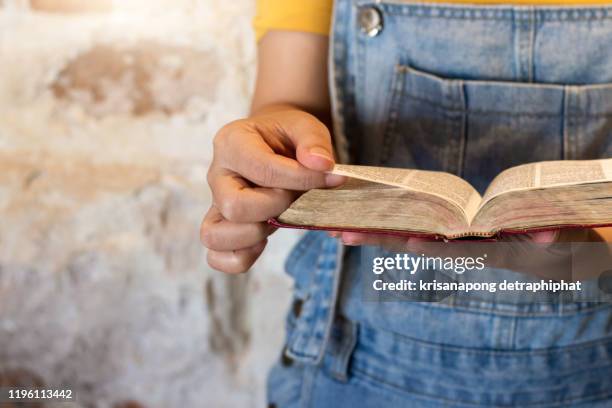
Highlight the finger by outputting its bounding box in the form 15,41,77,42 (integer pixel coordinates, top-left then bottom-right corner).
209,168,296,222
404,237,466,259
281,114,336,172
340,232,383,246
206,240,268,274
339,232,416,251
527,230,559,244
339,231,447,257
200,207,275,251
221,133,344,190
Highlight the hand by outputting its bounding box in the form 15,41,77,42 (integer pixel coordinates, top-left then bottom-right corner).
201,107,345,274
332,228,606,281
334,226,609,249
334,230,561,248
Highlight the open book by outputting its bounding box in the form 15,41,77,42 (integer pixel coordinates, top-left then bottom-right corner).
272,159,612,239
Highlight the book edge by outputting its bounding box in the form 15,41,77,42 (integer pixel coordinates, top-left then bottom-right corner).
268,218,612,241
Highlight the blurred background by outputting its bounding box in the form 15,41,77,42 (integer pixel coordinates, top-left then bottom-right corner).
0,1,298,406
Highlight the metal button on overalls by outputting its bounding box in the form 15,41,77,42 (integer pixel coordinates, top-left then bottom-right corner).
358,6,383,37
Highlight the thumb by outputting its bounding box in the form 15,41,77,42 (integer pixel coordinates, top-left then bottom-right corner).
280,113,346,187
283,114,336,172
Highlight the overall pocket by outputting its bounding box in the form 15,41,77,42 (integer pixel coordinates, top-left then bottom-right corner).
382,64,612,194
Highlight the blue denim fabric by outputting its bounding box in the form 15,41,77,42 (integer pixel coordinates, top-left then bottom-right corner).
268,1,612,407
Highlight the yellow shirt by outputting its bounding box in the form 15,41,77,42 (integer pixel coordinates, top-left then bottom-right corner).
254,0,610,40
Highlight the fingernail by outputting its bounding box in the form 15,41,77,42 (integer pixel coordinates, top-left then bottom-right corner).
309,146,333,162
325,174,346,187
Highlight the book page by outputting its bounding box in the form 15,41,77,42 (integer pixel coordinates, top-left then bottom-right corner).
539,159,610,185
481,158,612,206
331,165,482,222
278,178,471,237
481,163,537,204
472,182,612,235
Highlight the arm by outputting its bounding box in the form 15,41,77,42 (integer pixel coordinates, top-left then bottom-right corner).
252,31,331,122
201,31,342,274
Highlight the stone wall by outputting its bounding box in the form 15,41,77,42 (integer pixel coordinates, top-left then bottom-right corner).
0,1,296,407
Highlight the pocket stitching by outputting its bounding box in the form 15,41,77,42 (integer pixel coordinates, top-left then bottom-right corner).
379,65,406,165
350,362,612,407
379,64,466,173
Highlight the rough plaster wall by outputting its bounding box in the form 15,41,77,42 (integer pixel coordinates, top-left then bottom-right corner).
0,1,297,407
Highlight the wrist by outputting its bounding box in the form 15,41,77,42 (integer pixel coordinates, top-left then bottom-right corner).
250,102,302,117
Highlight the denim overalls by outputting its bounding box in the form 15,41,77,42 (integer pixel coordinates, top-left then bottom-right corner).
268,1,612,406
